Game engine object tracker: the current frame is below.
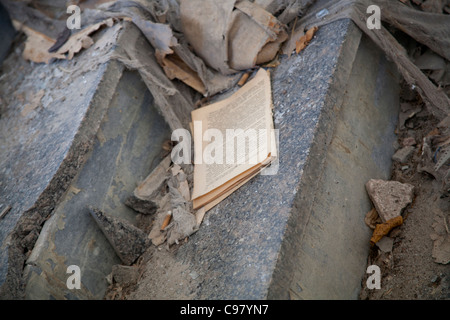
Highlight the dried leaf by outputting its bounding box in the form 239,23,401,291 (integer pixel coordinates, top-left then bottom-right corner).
15,18,115,64
159,54,206,94
370,216,403,245
365,207,381,230
56,18,115,60
295,26,318,54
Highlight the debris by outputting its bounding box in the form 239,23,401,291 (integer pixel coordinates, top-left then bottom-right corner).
110,265,140,286
434,145,450,171
430,210,450,264
191,69,276,211
295,26,318,54
365,179,414,223
88,207,150,265
125,155,171,215
298,0,450,121
315,9,329,19
376,236,394,253
237,72,251,86
160,212,172,231
364,207,381,230
402,137,416,147
0,205,11,221
370,216,404,245
166,206,197,246
392,146,415,163
48,28,72,53
398,102,422,130
282,26,304,57
180,0,287,73
158,53,207,95
14,18,116,64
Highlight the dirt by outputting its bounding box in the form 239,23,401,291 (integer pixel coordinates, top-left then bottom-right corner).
359,81,450,300
104,244,198,300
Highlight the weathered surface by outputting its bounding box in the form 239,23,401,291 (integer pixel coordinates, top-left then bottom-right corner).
130,19,401,300
1,21,171,299
366,179,415,223
0,23,126,299
89,207,150,266
22,65,171,299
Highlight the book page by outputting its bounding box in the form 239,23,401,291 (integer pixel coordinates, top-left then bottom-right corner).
191,68,275,200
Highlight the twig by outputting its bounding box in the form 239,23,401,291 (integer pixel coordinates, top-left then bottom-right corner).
0,205,11,220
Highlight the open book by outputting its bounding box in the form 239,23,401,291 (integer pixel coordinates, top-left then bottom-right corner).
191,68,277,211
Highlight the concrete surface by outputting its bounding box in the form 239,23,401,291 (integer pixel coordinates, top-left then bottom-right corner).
23,69,169,299
0,22,166,299
0,15,400,299
152,19,399,300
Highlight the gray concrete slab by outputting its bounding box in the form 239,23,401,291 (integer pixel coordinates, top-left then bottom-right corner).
1,15,400,300
0,22,165,299
23,69,170,299
134,19,399,300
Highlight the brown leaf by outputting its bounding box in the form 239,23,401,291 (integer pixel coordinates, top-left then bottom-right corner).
370,216,403,245
15,18,115,64
295,26,318,54
365,207,381,230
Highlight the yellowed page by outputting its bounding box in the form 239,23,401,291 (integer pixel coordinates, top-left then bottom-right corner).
193,155,273,209
191,68,275,200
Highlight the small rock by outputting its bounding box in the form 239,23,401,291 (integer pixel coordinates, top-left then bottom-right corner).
366,179,414,223
189,271,199,280
376,236,394,253
392,146,415,163
430,275,440,284
88,207,150,265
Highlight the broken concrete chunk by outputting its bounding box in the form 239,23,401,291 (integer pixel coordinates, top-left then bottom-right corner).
376,236,394,253
392,146,415,163
125,196,158,216
125,155,172,214
88,207,150,265
366,179,415,223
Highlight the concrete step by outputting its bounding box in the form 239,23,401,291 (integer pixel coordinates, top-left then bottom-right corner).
0,22,170,299
0,16,400,299
129,19,400,300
